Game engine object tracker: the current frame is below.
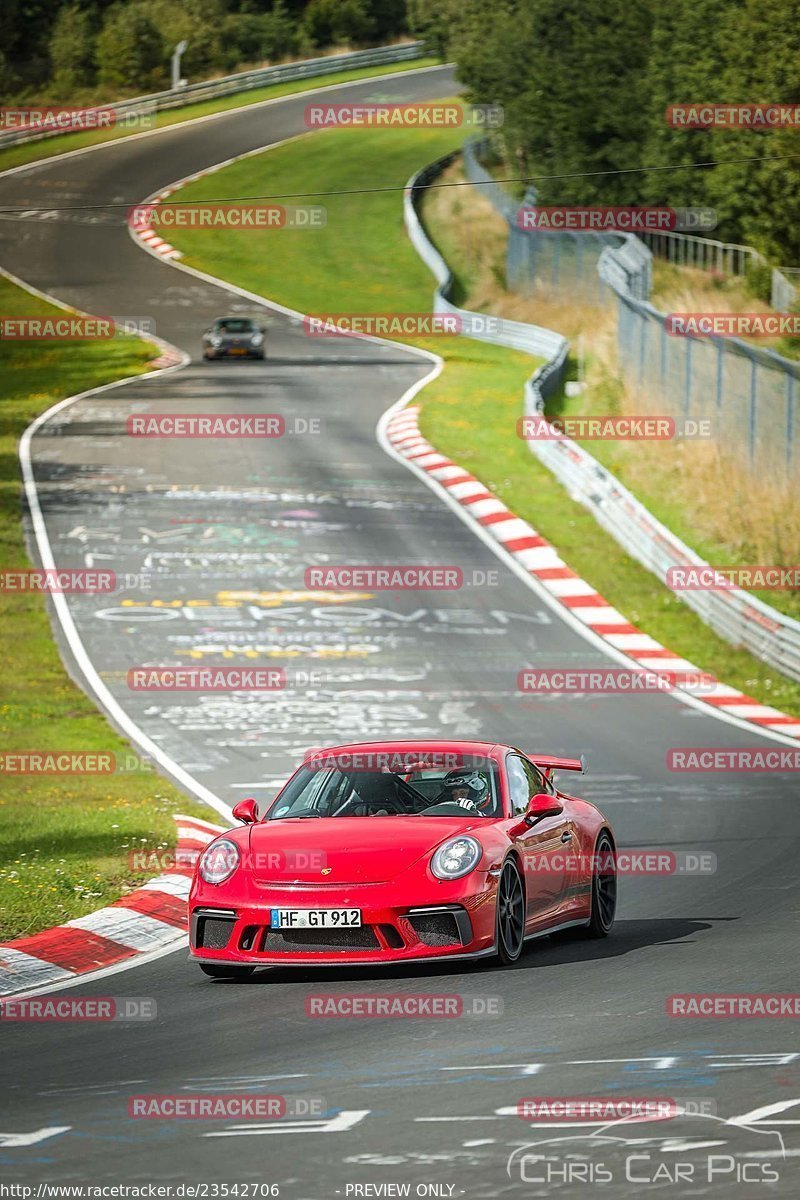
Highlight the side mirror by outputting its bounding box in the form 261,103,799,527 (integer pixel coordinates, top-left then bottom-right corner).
232,797,258,824
525,793,563,823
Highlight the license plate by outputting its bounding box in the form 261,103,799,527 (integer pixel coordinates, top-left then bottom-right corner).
270,908,361,929
228,347,247,355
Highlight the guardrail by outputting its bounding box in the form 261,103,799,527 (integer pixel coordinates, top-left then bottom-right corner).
406,151,800,684
405,155,566,362
0,42,427,150
773,267,800,313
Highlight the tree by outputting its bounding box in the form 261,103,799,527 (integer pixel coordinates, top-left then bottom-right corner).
706,0,800,263
369,0,407,42
452,0,654,205
261,0,301,59
49,3,97,94
95,3,165,91
303,0,375,47
407,0,461,58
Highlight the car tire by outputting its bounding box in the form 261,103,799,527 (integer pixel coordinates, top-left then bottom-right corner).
585,831,617,938
199,963,256,980
495,858,526,965
253,351,265,360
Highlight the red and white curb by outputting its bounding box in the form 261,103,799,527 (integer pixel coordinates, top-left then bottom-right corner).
146,343,184,370
0,815,224,996
386,405,800,740
128,187,183,260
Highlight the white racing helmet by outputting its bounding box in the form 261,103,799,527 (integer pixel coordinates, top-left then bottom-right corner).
442,768,491,811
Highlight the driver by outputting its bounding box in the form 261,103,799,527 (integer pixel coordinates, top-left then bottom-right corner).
437,768,492,814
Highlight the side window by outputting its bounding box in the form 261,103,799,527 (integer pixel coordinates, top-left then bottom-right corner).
506,755,531,816
521,758,548,796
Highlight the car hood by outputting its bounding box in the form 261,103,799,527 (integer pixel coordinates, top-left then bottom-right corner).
246,816,487,884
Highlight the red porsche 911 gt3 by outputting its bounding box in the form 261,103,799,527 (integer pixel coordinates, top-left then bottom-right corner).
188,740,616,979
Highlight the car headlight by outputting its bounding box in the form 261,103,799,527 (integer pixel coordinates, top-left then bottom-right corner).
198,838,240,885
209,333,222,347
431,836,482,880
250,332,263,346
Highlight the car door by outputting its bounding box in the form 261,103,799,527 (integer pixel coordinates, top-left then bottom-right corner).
506,753,572,929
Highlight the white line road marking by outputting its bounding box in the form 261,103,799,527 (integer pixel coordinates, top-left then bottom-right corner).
0,1127,71,1147
730,1099,800,1126
441,1064,543,1075
205,1110,370,1137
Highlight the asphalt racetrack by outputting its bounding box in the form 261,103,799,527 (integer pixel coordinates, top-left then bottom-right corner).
1,65,799,1195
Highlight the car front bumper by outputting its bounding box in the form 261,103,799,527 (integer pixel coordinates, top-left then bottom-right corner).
188,876,498,966
203,343,261,358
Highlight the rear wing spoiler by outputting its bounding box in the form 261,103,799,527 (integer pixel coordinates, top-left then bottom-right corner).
531,754,586,778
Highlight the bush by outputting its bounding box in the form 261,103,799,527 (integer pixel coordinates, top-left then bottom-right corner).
744,260,773,305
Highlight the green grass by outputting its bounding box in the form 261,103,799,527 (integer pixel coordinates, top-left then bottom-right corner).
0,276,213,941
162,119,800,722
0,57,438,176
168,118,539,395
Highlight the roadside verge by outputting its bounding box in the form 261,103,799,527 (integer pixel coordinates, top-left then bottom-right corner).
0,815,223,998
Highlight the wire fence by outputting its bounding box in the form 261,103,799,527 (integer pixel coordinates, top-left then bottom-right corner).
407,152,800,686
465,137,800,472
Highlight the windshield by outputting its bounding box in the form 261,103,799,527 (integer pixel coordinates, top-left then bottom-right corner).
266,760,501,819
216,318,255,333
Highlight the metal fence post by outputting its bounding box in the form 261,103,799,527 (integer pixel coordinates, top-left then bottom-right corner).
788,373,795,470
749,357,758,462
685,337,693,415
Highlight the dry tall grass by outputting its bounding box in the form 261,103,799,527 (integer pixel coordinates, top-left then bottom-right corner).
422,161,800,567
